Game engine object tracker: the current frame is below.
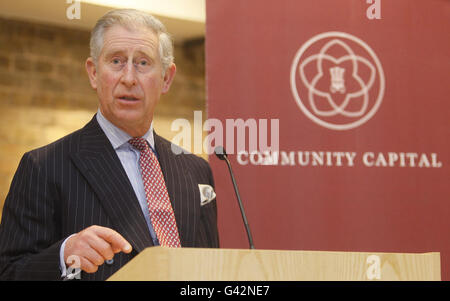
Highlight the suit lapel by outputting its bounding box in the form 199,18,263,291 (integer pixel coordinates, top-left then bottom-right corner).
154,133,199,247
70,116,153,253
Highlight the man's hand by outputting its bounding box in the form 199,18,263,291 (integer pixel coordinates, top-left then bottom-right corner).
64,225,132,273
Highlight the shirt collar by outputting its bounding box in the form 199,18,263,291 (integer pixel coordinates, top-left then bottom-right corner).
96,109,155,150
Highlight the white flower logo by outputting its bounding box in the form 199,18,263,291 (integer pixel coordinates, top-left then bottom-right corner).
290,32,385,130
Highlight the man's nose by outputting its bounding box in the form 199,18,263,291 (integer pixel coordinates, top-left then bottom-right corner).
120,62,137,87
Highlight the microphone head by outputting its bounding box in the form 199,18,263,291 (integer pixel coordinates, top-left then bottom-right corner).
214,146,227,160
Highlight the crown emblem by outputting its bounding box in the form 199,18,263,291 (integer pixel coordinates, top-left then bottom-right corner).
329,66,346,93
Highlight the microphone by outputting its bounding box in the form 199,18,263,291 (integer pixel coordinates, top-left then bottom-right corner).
214,146,255,249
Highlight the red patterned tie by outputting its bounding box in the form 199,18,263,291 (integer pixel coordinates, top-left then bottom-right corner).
129,137,181,248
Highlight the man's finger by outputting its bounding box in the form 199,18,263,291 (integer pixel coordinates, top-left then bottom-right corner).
87,235,115,261
83,247,105,266
92,226,132,253
79,256,99,274
112,246,122,254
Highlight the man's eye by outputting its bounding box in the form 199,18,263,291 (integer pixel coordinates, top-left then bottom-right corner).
112,59,121,64
139,60,148,66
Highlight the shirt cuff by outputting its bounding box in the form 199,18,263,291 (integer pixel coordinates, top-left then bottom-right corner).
59,234,76,278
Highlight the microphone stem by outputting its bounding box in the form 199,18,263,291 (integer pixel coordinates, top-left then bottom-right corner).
224,156,255,249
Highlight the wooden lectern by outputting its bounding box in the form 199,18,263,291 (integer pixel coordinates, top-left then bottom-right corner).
108,247,440,281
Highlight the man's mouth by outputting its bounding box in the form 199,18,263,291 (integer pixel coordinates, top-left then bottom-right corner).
118,95,139,101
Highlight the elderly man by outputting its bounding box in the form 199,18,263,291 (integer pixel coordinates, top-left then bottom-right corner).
0,9,219,281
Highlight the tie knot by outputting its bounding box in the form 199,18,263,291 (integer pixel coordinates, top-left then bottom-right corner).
128,137,149,152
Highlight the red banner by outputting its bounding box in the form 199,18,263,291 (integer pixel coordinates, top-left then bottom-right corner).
206,0,450,279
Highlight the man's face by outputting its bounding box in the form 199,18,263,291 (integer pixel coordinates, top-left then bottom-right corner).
86,25,176,136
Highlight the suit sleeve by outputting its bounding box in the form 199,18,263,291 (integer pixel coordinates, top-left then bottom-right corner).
0,152,63,280
200,160,220,248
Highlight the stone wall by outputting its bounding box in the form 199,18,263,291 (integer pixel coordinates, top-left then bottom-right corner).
0,17,207,218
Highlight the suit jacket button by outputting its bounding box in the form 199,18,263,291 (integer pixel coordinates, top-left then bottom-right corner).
106,259,114,265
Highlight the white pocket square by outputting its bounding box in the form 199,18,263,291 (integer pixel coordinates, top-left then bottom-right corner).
198,184,216,206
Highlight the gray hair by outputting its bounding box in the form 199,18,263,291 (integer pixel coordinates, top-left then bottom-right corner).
90,9,174,74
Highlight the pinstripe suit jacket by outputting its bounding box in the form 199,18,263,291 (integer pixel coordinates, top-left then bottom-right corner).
0,115,219,280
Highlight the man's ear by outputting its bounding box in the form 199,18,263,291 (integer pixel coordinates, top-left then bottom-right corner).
161,63,176,94
85,57,98,90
